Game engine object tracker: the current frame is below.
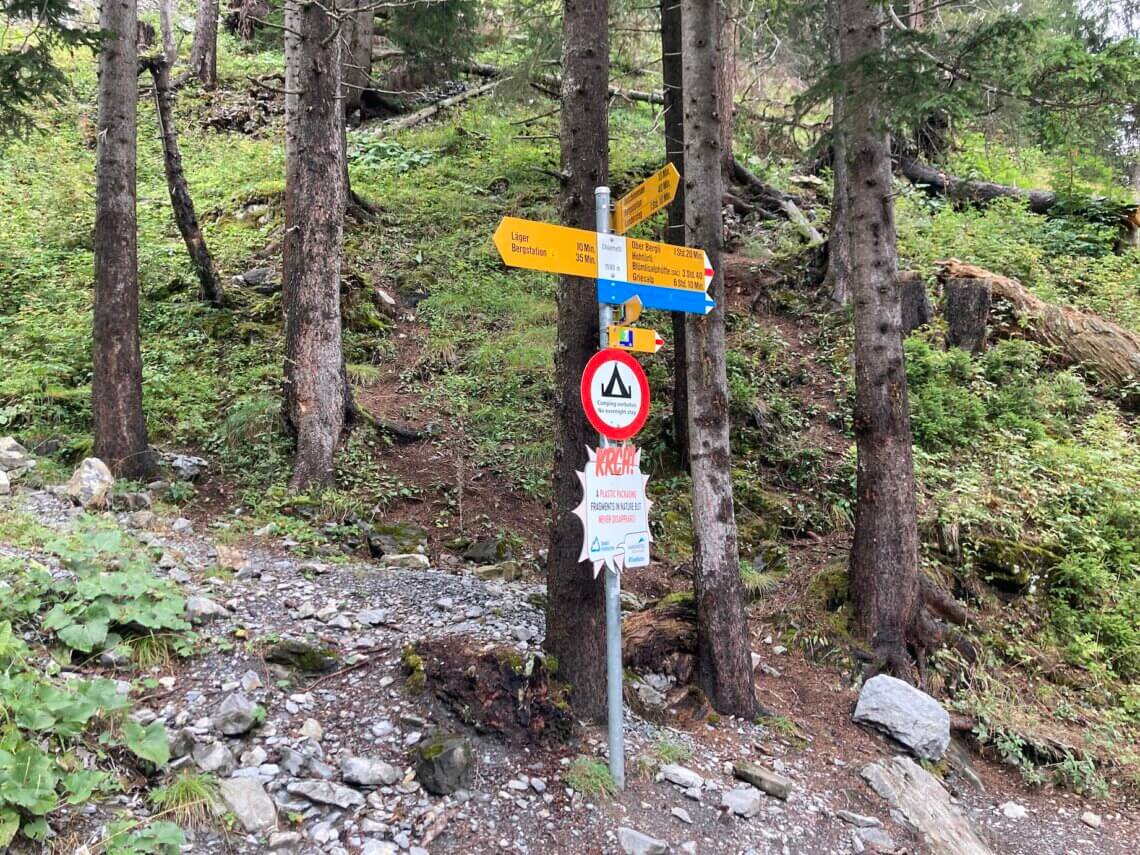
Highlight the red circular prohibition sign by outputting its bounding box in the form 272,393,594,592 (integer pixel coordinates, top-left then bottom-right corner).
580,348,651,441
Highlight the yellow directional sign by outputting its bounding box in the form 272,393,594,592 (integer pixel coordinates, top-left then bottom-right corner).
613,163,681,234
492,216,599,279
626,237,710,292
620,296,642,325
493,216,712,295
608,324,665,354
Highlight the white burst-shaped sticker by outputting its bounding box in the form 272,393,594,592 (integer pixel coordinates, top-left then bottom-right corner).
573,445,653,577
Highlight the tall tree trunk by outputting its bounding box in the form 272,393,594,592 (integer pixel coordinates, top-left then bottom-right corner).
146,57,223,306
159,0,177,64
822,0,850,305
716,0,735,182
93,0,152,478
661,0,688,463
189,0,219,89
681,0,755,718
544,0,609,723
342,7,373,117
283,0,347,490
840,0,921,674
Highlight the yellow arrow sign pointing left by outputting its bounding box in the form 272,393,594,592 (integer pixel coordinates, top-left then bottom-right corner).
608,324,665,354
492,216,599,279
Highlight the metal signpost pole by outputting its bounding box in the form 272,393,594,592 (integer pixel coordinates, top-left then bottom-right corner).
594,185,625,791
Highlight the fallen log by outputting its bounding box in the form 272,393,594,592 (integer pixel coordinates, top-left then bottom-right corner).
900,156,1057,215
936,260,1140,402
536,73,665,106
375,79,503,134
731,158,823,244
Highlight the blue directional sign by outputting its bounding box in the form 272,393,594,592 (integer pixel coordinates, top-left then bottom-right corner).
597,279,715,315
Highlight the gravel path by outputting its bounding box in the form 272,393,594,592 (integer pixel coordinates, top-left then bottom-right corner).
3,486,1139,855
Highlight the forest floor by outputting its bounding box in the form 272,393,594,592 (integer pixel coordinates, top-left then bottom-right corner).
2,481,1139,854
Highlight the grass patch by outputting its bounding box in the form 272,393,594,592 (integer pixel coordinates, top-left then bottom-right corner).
565,756,616,799
150,771,220,830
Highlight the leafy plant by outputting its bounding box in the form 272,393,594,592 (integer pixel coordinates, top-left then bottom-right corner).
0,621,172,845
38,522,193,656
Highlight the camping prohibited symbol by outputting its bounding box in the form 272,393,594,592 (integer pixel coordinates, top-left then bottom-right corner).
580,348,650,441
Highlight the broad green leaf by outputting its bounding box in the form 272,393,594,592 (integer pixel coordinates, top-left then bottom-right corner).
56,615,109,652
0,807,18,848
121,720,170,766
0,743,57,814
62,769,110,804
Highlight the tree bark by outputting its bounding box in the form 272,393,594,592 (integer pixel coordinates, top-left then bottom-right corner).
283,0,347,490
841,0,921,675
943,276,991,354
145,56,223,306
159,0,177,64
341,7,373,117
189,0,219,89
681,0,756,718
543,0,609,723
716,1,735,183
94,0,152,479
661,0,688,464
899,271,931,334
822,0,850,305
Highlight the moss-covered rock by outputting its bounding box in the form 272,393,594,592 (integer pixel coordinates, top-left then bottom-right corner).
974,536,1061,592
415,732,473,795
264,639,339,673
367,521,429,558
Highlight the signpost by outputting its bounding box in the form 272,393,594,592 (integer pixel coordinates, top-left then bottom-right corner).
612,163,680,235
491,172,715,793
607,324,664,354
493,216,715,314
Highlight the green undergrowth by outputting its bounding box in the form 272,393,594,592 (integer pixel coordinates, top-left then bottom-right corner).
0,514,193,848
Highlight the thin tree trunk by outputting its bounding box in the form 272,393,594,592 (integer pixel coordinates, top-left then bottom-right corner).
840,0,921,674
544,0,609,723
283,0,347,490
342,8,373,117
681,0,755,718
716,1,735,182
94,0,152,479
189,0,219,89
159,0,176,64
661,0,688,463
146,57,223,306
822,0,850,306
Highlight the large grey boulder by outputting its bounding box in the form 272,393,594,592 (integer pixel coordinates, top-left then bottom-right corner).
415,733,473,795
0,437,34,480
219,778,278,832
192,741,236,776
853,674,950,760
862,756,993,855
341,756,400,787
185,595,231,624
618,827,669,855
722,786,764,818
65,458,114,509
661,763,703,790
286,780,364,810
213,693,259,736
